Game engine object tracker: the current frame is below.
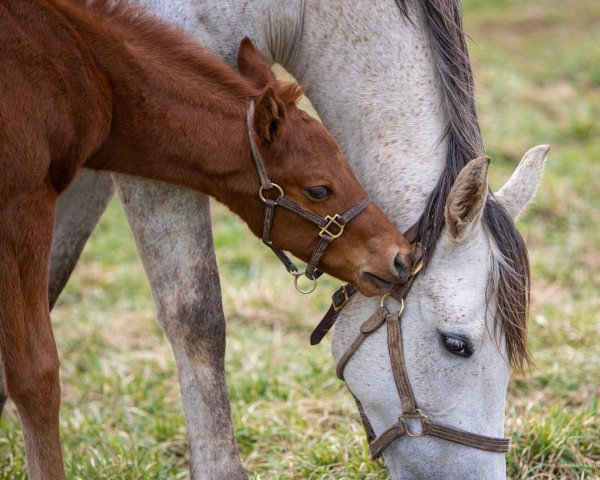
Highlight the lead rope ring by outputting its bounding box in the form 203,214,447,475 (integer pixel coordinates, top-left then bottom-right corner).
380,292,405,315
258,183,318,294
292,272,318,294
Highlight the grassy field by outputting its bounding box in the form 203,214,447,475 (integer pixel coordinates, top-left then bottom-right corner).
1,0,599,478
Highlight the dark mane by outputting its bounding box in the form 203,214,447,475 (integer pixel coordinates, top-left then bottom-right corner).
395,0,531,370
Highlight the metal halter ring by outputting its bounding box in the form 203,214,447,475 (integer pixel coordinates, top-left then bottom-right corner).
400,409,428,438
293,272,318,295
258,183,284,203
380,293,405,315
411,259,424,276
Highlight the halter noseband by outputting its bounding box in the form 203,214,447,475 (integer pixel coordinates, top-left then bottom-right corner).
311,229,510,459
247,98,372,293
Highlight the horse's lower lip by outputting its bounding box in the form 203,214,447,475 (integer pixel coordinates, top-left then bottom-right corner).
364,272,396,291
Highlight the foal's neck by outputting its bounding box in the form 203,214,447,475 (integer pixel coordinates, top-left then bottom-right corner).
57,0,260,208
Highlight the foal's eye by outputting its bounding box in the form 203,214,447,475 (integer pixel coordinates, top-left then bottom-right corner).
304,185,332,201
441,334,473,357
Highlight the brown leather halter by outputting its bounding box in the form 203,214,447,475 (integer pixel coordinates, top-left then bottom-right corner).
311,228,510,459
247,98,372,293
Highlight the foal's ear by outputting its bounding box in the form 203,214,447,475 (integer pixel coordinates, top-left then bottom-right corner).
445,156,490,243
494,145,549,220
238,37,276,89
254,86,285,143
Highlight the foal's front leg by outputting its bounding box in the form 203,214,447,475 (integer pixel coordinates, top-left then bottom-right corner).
0,170,114,417
112,174,247,480
0,189,65,480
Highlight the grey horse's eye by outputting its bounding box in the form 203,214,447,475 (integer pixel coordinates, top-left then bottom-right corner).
304,185,332,201
441,334,473,357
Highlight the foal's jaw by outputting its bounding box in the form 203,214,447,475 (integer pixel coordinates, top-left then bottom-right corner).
362,272,395,293
357,265,405,296
350,239,414,296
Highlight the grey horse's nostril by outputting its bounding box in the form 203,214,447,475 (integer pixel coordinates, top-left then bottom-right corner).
394,253,410,283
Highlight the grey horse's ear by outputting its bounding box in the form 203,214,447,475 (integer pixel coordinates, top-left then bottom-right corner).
494,145,549,220
237,37,276,89
445,156,489,243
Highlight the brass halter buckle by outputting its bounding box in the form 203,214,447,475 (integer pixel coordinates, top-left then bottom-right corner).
399,409,428,438
332,284,351,312
319,214,345,239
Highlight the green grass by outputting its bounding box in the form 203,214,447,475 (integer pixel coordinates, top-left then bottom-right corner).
1,0,599,478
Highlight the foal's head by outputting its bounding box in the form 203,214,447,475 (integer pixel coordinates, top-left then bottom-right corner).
237,38,412,296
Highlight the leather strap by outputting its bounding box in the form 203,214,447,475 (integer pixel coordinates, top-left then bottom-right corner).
425,421,510,452
337,306,510,459
305,234,332,280
370,419,510,459
339,195,372,224
336,306,387,379
369,423,407,459
310,283,357,345
263,195,371,281
246,98,272,190
386,308,416,412
262,198,277,245
275,196,328,228
247,98,372,287
317,230,510,459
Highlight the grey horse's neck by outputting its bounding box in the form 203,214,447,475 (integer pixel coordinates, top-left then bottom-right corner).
292,0,447,230
139,0,304,67
143,0,447,232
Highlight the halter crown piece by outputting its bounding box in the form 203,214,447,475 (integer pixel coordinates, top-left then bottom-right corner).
247,98,372,294
311,229,510,459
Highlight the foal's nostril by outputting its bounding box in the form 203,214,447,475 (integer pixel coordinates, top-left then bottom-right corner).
394,253,410,283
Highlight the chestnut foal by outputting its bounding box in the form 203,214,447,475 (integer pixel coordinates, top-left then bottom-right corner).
0,0,413,477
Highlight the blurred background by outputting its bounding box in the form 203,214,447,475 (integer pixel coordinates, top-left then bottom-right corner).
1,0,598,478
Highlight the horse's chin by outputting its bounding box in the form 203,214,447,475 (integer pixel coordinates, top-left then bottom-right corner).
382,442,507,480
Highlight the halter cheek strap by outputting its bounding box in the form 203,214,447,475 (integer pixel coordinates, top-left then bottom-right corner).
247,98,372,293
311,234,510,459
